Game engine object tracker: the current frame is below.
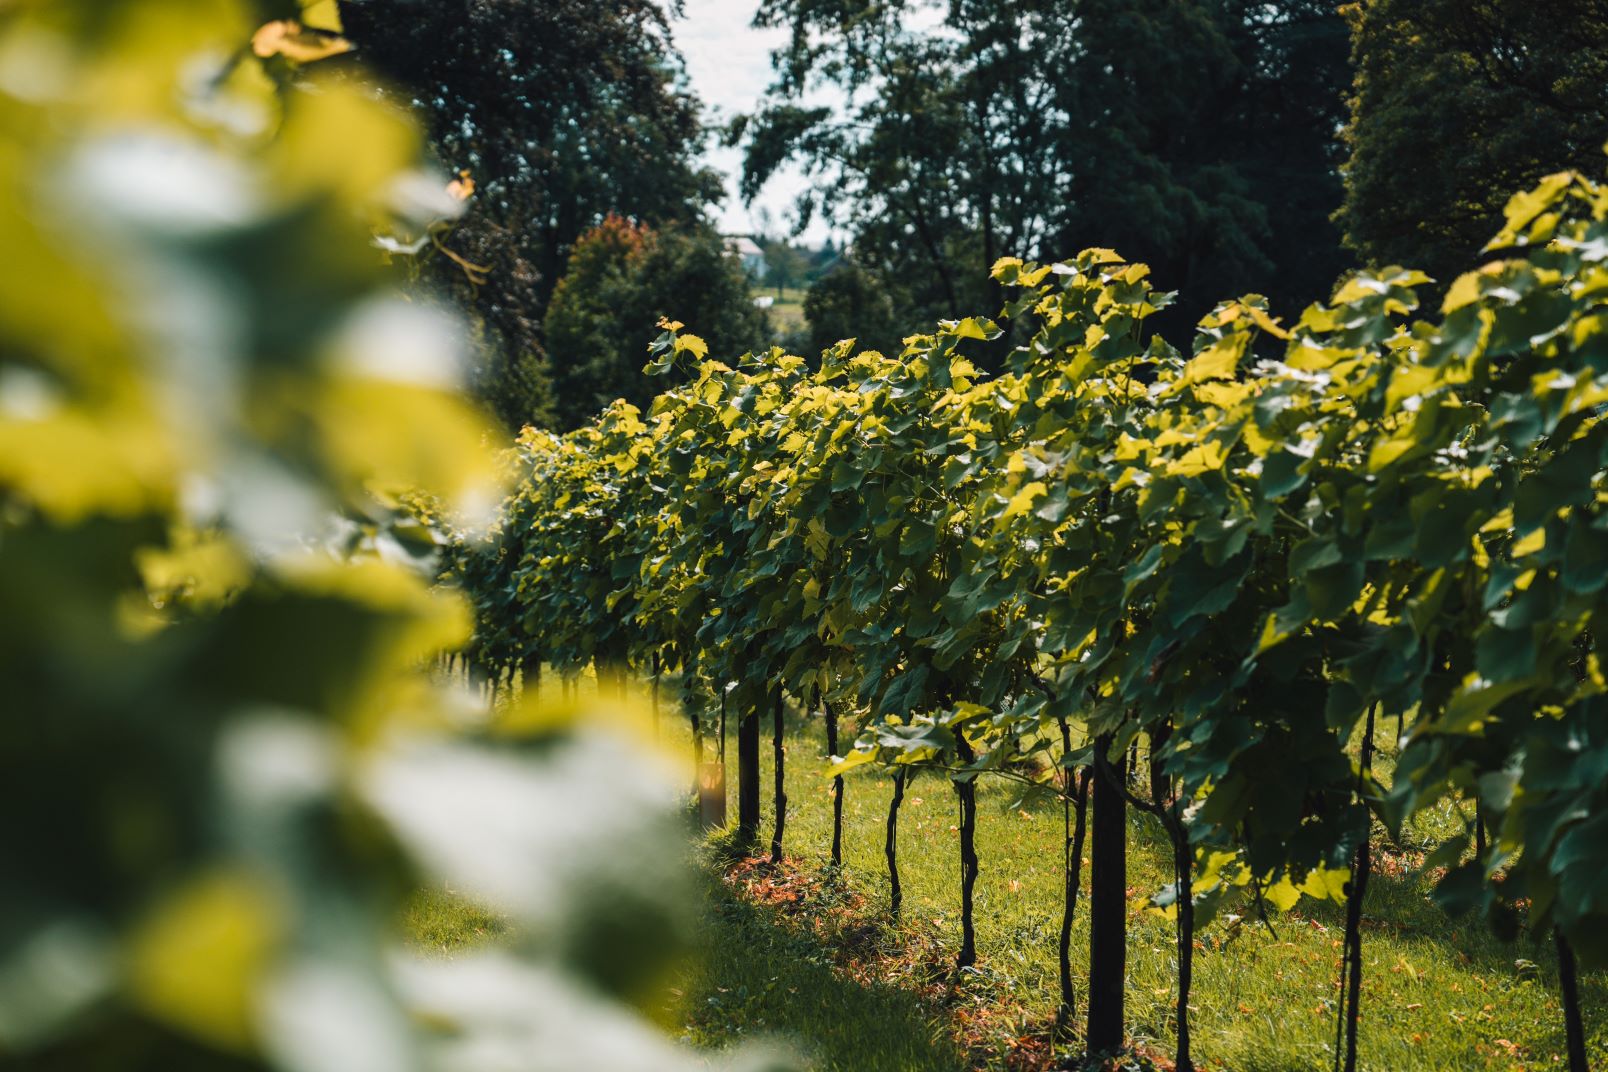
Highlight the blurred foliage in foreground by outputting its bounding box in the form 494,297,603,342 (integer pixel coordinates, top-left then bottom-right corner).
0,3,786,1070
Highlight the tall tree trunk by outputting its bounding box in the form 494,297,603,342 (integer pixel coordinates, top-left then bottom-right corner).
824,693,844,867
885,768,906,918
1341,704,1377,1072
770,688,787,864
955,735,979,969
737,700,760,848
904,198,961,317
1087,734,1128,1056
1556,929,1590,1072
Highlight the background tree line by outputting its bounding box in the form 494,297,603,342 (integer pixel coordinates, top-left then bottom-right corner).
335,0,1608,431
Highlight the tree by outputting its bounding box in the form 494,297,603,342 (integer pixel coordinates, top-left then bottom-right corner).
801,262,901,358
1336,0,1608,285
543,216,768,429
743,0,1354,338
335,0,723,428
740,2,1056,333
1050,0,1354,331
761,239,811,298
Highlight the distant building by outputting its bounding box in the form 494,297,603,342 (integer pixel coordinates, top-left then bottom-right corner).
723,234,766,280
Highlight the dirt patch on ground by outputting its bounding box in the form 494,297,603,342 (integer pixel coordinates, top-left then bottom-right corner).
718,853,1173,1072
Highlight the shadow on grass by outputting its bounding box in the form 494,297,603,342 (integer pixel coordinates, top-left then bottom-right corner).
670,868,964,1072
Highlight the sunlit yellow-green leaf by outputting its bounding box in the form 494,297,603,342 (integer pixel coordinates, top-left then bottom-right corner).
127,870,282,1051
675,333,709,360
1002,480,1047,519
1183,334,1247,383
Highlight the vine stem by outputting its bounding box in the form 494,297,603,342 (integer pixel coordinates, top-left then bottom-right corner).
1339,703,1378,1072
823,688,843,867
955,733,979,969
770,687,787,864
1056,723,1091,1039
885,768,906,918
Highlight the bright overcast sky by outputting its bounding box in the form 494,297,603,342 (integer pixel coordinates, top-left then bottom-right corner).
672,0,838,246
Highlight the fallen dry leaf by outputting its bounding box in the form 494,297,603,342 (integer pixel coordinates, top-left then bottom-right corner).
447,169,475,201
252,20,353,63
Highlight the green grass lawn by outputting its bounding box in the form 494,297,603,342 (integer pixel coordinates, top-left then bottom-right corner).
670,867,964,1071
756,285,807,336
682,711,1607,1070
399,886,505,955
399,683,1606,1070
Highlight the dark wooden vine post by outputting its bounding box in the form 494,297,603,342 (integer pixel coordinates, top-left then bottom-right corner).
1056,712,1091,1037
689,704,703,796
823,691,844,867
770,688,787,864
1086,733,1127,1056
885,768,906,917
520,652,541,699
1555,929,1590,1072
737,690,761,848
650,651,660,738
1338,704,1378,1072
955,733,979,969
1149,719,1172,806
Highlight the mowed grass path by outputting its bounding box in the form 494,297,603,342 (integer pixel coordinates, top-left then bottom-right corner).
399,682,1605,1070
673,709,1605,1071
671,870,964,1071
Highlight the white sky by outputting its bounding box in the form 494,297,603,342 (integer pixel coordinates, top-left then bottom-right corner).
671,0,838,245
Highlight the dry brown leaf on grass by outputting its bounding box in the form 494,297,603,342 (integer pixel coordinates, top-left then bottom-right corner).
447,170,476,202
251,20,353,64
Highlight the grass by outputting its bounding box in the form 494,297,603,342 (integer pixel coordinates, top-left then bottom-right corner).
756,284,807,335
398,886,505,955
398,681,1606,1070
686,710,1607,1070
668,865,963,1070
